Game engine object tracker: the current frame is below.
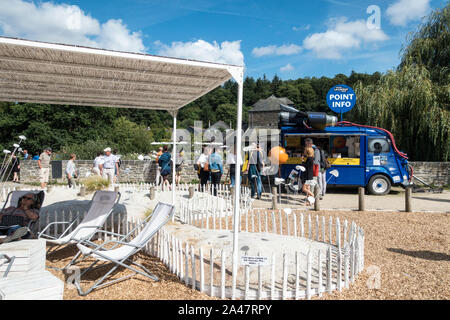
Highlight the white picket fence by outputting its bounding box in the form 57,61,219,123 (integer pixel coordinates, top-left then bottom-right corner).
144,207,365,300
1,184,364,300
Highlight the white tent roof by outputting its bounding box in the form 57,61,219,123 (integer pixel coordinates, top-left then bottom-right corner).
0,37,243,110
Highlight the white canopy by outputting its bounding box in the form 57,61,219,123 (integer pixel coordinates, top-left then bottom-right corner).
0,37,242,110
0,36,245,299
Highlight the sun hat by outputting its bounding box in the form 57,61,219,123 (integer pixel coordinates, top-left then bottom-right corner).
104,147,112,152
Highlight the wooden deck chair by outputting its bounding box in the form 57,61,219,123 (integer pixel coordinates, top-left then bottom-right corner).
0,190,45,238
71,202,175,296
38,190,121,268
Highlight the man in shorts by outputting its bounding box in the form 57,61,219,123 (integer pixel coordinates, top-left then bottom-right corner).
38,147,52,189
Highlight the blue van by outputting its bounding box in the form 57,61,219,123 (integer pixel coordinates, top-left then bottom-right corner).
279,123,412,195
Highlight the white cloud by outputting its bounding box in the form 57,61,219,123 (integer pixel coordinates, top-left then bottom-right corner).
252,44,302,57
386,0,431,26
280,63,294,72
154,39,244,66
302,17,389,59
0,0,146,53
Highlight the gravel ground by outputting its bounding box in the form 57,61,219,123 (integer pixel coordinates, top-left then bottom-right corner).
46,209,449,300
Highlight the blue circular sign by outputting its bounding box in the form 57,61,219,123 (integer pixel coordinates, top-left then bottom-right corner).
326,84,356,114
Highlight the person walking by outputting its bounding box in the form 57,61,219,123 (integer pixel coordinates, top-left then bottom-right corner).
65,153,77,188
209,148,223,196
317,147,329,199
38,147,52,189
197,147,210,192
175,149,185,186
155,146,163,186
100,147,118,186
92,152,104,176
226,144,242,188
11,155,20,183
302,145,315,205
306,138,320,195
158,145,172,191
247,143,264,199
113,149,121,183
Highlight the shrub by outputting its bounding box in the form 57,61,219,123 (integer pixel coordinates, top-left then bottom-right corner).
81,175,110,193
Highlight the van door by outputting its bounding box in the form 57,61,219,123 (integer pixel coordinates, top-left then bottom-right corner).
366,136,401,187
327,135,365,186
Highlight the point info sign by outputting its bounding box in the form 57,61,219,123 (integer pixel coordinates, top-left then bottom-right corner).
326,84,356,120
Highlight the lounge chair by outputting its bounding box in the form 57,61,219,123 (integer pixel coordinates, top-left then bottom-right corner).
0,190,45,239
71,202,175,296
38,190,121,267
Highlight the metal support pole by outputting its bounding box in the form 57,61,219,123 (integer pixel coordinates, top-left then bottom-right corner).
171,111,177,207
231,76,244,300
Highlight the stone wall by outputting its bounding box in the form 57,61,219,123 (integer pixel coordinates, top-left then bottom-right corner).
18,160,230,185
17,160,449,187
409,162,449,187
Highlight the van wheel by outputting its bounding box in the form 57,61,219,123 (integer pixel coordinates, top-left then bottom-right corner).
368,175,391,195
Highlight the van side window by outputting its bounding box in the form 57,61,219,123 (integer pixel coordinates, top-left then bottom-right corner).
368,138,390,153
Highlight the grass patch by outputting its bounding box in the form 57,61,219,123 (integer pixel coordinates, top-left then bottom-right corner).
81,175,110,193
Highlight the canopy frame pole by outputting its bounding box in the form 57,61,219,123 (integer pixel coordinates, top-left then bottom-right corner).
170,110,178,214
230,68,244,300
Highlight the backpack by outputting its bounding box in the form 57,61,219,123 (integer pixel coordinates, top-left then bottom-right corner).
320,149,331,169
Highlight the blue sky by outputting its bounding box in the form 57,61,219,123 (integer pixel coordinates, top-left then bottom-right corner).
0,0,446,80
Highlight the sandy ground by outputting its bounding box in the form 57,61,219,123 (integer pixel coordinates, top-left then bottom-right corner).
2,183,448,300
45,208,449,300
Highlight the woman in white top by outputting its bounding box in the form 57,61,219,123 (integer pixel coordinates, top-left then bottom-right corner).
196,147,210,192
65,153,77,188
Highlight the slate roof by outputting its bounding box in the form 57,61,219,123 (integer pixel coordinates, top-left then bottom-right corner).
249,95,295,112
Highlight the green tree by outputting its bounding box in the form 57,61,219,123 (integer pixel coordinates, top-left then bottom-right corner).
399,4,449,85
297,82,317,111
276,82,300,105
353,64,449,161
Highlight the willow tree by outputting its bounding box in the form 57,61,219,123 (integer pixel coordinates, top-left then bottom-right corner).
399,3,449,86
350,3,449,162
353,64,449,161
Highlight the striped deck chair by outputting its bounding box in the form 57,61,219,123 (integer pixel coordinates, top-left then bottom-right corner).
71,202,174,296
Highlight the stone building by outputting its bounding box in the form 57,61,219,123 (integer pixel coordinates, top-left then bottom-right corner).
248,95,295,129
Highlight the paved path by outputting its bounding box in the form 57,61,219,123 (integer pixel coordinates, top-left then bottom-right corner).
251,186,450,213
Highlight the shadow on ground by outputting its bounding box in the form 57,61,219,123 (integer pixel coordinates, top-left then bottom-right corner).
387,248,450,261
